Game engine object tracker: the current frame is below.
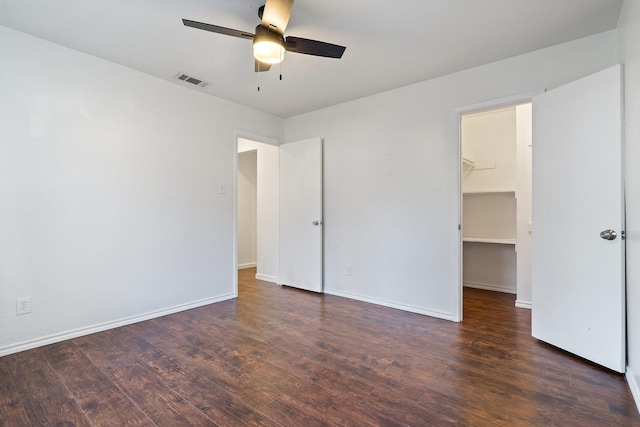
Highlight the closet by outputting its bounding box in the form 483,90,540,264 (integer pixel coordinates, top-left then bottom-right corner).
461,104,532,306
236,138,280,284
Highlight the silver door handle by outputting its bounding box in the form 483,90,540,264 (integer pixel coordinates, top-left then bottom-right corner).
600,229,617,240
312,220,322,226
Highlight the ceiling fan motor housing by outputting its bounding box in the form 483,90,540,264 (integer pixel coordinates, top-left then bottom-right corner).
254,24,285,44
253,24,286,64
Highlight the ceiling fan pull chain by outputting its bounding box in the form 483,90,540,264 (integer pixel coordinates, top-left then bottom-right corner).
257,60,262,91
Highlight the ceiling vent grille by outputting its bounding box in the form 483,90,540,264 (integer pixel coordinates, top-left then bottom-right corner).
173,71,210,88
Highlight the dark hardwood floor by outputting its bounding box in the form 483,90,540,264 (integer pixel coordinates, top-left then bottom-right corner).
2,268,639,426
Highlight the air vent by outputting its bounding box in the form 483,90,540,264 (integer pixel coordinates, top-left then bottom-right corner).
173,71,210,88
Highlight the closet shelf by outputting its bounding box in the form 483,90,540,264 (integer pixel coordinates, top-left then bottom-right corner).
463,190,515,195
463,237,516,245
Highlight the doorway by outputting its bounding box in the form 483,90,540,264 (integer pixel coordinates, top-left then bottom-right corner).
234,134,280,296
456,97,533,320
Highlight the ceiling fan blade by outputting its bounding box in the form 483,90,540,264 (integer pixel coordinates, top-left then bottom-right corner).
261,0,294,35
255,60,272,72
285,37,346,58
182,19,254,40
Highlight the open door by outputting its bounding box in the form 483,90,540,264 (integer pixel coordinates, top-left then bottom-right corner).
279,137,323,292
532,65,625,373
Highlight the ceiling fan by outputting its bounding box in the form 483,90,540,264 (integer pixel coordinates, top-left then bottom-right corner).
182,0,346,73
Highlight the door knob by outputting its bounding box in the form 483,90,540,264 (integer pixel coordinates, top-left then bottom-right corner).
600,229,617,240
312,220,322,226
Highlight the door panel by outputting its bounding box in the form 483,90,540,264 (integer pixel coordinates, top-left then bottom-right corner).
532,65,624,372
279,137,323,292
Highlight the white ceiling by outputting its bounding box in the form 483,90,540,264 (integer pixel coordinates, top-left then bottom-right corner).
0,0,623,118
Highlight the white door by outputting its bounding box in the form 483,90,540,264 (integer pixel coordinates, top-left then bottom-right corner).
532,65,624,373
279,137,323,292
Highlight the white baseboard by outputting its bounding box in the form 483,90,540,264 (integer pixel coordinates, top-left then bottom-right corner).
515,300,532,309
626,367,640,415
237,262,257,270
255,273,277,283
0,293,235,357
463,281,516,294
324,288,453,321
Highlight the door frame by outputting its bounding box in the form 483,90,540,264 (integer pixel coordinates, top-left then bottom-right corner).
452,91,541,322
233,129,280,297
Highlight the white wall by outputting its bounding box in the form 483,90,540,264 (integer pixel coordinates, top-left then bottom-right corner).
618,0,640,405
0,26,282,355
237,138,280,283
463,242,516,293
237,150,257,268
515,103,533,308
462,106,517,192
255,143,279,283
462,194,516,240
285,31,618,320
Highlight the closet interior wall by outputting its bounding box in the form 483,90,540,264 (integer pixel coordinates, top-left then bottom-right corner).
462,104,532,305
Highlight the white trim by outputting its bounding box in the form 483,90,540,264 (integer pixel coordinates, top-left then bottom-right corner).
234,130,280,147
453,109,463,322
238,262,257,270
515,300,532,309
232,133,239,297
626,367,640,415
454,91,542,115
255,273,277,283
325,288,454,321
463,281,516,294
0,293,235,357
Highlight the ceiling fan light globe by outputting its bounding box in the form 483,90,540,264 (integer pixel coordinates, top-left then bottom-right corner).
253,41,285,64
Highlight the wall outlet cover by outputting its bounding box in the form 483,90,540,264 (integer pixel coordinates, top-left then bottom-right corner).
16,297,31,315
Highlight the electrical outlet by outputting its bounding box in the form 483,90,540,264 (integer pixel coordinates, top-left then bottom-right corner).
346,264,352,276
16,297,31,315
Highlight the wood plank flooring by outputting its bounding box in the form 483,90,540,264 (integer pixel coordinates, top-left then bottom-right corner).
2,268,639,426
